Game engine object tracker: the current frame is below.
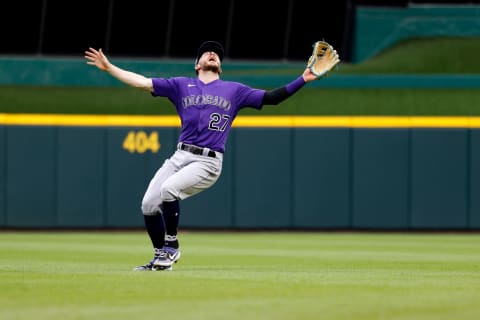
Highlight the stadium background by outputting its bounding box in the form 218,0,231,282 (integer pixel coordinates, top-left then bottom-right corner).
2,0,472,62
1,0,480,230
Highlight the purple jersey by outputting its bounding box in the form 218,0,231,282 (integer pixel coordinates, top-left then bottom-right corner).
152,77,265,153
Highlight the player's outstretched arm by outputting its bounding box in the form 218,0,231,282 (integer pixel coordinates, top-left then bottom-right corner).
262,70,310,106
84,47,153,92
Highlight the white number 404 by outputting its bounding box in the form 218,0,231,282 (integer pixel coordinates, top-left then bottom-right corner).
122,131,160,153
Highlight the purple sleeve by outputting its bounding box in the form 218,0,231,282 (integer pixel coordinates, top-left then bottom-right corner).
242,89,266,109
236,84,266,110
151,78,177,99
286,76,306,95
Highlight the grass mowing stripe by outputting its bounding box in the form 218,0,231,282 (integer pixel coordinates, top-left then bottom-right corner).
1,86,480,116
1,231,479,320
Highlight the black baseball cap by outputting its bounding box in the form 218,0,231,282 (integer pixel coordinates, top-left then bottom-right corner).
195,41,224,64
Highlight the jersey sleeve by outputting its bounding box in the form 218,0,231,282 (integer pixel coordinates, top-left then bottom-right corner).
151,77,178,100
235,83,266,110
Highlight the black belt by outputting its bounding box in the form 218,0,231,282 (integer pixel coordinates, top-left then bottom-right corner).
179,143,217,158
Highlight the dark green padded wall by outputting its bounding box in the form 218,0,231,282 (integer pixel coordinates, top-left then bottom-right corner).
352,129,410,229
6,127,57,227
1,125,479,229
293,128,351,228
234,129,292,228
469,130,480,228
0,126,4,225
56,127,106,227
410,129,468,229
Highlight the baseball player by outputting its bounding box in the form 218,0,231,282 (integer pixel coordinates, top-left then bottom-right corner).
85,41,322,271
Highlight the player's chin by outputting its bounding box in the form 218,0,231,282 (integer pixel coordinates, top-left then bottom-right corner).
203,64,221,74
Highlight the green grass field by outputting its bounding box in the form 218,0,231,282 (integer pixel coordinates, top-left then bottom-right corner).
2,85,480,116
1,231,479,320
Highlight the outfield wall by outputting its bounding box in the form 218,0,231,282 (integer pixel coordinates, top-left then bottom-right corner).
2,57,480,88
1,114,479,230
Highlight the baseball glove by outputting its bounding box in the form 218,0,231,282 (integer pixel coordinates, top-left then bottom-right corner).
307,41,340,79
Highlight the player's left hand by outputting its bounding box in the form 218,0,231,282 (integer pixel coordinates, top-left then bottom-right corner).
302,67,318,83
305,40,340,81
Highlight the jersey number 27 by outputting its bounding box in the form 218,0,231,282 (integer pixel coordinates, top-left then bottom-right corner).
209,113,230,131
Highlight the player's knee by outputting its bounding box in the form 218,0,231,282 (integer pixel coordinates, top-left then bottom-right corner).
160,183,179,202
141,195,162,215
141,203,157,216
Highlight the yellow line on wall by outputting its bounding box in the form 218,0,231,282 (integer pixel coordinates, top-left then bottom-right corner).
1,114,480,128
0,114,180,127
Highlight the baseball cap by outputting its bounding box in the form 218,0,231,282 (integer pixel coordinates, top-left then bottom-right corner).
195,41,224,64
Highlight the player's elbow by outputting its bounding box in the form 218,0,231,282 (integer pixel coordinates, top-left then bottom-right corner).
262,87,289,106
135,78,153,92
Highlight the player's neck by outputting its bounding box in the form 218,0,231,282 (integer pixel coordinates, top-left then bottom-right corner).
198,71,220,84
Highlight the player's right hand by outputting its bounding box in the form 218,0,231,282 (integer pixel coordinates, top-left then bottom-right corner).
84,47,110,71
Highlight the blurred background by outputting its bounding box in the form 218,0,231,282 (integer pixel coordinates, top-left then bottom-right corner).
1,0,477,62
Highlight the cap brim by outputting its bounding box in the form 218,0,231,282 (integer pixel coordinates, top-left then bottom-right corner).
196,41,224,63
